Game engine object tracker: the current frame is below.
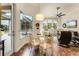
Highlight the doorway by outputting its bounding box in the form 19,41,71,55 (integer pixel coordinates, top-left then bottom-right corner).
0,3,13,56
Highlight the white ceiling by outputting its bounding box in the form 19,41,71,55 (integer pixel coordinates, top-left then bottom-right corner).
29,3,79,13
29,3,79,12
29,3,79,17
29,3,79,7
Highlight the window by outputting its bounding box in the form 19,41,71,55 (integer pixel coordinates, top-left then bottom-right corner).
20,11,32,39
63,20,77,28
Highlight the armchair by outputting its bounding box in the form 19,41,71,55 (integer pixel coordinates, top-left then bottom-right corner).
58,31,72,47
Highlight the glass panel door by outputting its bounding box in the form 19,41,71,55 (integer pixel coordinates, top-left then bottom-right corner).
0,4,13,56
0,3,2,56
41,19,58,36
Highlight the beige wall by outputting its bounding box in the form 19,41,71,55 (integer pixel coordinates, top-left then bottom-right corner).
13,3,39,52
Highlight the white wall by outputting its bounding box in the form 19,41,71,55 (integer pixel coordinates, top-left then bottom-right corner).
61,5,79,32
8,3,79,54
39,3,79,32
13,3,39,52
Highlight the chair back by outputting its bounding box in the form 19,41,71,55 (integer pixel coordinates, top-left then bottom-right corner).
59,31,72,45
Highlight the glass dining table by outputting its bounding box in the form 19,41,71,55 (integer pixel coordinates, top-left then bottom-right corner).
30,36,53,56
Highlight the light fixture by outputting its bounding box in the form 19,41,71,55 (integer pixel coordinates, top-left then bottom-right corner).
36,13,44,21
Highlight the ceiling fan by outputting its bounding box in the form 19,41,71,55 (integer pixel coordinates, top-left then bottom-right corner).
56,7,66,17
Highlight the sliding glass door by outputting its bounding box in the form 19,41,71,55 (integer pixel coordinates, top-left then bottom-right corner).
0,4,13,56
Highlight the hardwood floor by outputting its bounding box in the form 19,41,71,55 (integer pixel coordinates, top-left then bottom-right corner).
12,37,79,56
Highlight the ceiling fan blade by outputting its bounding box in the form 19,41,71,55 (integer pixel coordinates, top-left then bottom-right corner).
61,14,66,16
57,13,66,17
59,12,62,15
57,14,61,17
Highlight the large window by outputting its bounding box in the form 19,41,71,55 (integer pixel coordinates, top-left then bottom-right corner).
63,20,77,28
20,11,32,39
42,19,57,30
